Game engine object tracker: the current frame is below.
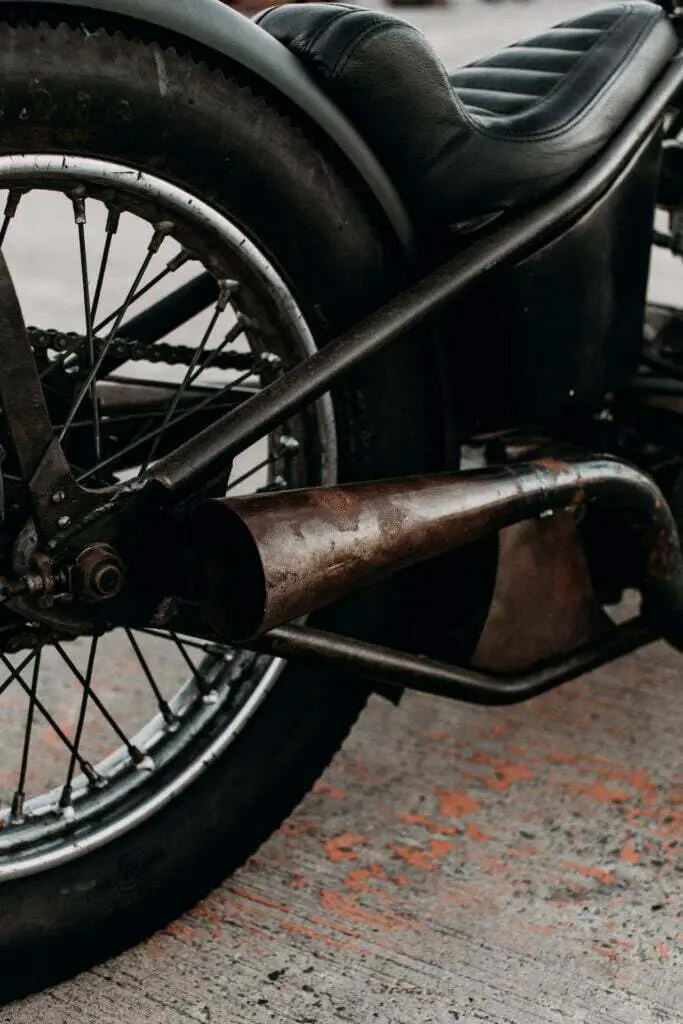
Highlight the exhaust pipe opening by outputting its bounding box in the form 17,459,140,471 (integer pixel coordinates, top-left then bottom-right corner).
186,500,266,641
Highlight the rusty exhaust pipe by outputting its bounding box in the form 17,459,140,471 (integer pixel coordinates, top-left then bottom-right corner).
185,454,683,646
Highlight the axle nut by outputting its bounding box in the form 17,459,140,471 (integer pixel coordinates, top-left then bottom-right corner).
74,544,125,602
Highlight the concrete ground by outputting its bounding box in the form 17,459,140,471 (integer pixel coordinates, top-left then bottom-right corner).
5,1,683,1022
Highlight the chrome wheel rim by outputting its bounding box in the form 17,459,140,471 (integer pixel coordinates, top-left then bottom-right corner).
0,155,337,879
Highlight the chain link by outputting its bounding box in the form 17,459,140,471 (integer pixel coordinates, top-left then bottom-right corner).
28,326,256,372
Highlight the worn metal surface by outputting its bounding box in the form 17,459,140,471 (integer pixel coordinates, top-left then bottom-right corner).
191,456,683,645
255,616,654,704
6,2,683,1022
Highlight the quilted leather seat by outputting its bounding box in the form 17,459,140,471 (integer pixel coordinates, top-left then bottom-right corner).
256,2,678,225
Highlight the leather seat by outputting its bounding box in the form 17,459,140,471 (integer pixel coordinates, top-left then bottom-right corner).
256,2,678,226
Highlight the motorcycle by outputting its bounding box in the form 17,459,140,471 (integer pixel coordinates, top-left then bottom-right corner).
0,0,680,998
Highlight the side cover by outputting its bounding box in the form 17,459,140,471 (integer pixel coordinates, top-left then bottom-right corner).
4,0,413,249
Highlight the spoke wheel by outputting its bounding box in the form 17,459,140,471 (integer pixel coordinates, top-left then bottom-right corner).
0,16,475,999
0,156,337,878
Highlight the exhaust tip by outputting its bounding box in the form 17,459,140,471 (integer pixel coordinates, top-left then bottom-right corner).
186,500,267,642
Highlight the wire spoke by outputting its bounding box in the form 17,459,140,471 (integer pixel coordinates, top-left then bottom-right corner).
59,635,99,810
125,630,177,726
92,248,190,335
227,434,299,492
76,364,258,484
186,315,248,387
0,648,100,787
10,647,42,821
138,284,233,475
53,642,146,766
71,190,103,462
168,633,218,696
0,188,25,248
137,628,220,655
58,223,172,445
90,206,120,327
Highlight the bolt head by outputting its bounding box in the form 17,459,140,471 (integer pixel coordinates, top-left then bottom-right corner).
57,515,71,529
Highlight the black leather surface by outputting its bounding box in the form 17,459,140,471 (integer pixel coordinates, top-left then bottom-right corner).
256,2,678,225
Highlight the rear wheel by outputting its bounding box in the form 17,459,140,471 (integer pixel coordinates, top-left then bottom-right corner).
0,13,488,998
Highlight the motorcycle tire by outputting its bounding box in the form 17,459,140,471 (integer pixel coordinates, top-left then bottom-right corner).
0,9,491,999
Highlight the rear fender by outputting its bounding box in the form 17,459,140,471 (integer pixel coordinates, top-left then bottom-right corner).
3,0,413,249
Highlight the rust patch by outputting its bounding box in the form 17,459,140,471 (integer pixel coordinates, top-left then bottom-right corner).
323,833,365,862
309,488,362,530
435,789,480,818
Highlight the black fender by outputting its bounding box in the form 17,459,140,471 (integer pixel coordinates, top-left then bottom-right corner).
4,0,413,250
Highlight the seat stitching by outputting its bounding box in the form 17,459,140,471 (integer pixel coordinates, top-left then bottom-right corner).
456,4,633,136
453,5,663,144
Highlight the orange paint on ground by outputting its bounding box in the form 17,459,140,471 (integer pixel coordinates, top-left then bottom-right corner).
228,886,290,914
583,781,630,803
465,823,491,842
423,730,446,742
547,751,579,764
428,839,454,859
280,918,356,951
483,723,508,740
435,790,480,818
163,921,202,941
278,820,317,837
560,860,616,885
312,781,346,800
393,845,435,871
508,844,539,859
318,889,411,932
323,833,365,862
592,945,619,960
485,763,532,793
396,812,458,835
620,842,640,864
344,864,387,890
